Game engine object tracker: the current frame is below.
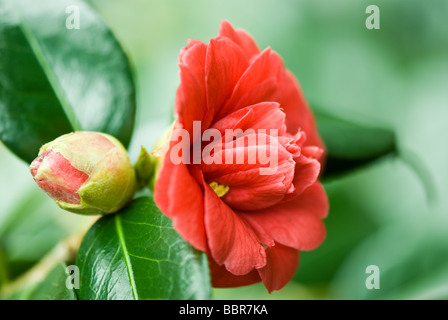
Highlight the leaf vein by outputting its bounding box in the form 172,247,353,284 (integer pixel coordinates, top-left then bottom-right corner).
115,215,139,300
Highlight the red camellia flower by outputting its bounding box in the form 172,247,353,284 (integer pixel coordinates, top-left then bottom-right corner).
154,21,328,292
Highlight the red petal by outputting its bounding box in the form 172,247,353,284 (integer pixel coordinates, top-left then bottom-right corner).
202,133,292,179
175,40,211,136
208,255,261,288
257,243,299,293
203,181,266,275
242,182,328,251
206,37,249,123
220,167,293,211
218,20,260,60
154,156,207,251
31,150,88,204
211,102,286,136
202,134,295,211
217,48,284,118
292,182,329,219
280,154,321,203
302,146,324,160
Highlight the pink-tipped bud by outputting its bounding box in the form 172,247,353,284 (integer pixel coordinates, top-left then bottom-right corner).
30,132,136,215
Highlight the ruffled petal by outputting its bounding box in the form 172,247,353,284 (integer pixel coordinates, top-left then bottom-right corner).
280,154,321,203
211,102,286,136
202,134,295,211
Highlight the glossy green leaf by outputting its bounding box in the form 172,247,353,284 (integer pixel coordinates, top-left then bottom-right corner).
27,263,76,300
76,196,211,300
0,0,135,163
315,111,396,159
2,263,76,300
314,110,396,177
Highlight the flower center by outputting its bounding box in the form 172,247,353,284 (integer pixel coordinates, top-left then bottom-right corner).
209,181,230,198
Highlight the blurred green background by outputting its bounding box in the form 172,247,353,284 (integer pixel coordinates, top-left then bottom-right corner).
1,0,448,299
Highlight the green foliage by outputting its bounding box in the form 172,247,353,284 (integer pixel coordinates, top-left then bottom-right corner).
76,197,211,300
0,0,135,163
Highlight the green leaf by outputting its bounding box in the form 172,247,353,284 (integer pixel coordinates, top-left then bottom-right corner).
2,263,76,300
314,110,396,178
26,263,76,300
0,0,136,163
76,197,211,300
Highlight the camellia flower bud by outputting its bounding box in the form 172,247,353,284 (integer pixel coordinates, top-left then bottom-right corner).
30,131,136,215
